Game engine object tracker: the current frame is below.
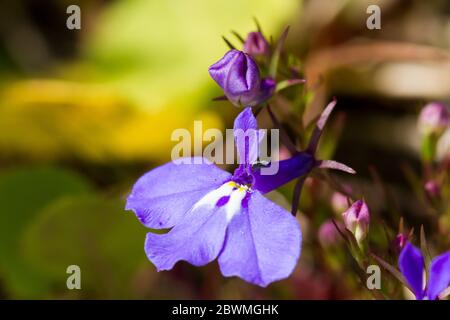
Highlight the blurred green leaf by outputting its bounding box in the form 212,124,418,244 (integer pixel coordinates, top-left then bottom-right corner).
0,166,92,297
21,195,147,299
83,0,299,109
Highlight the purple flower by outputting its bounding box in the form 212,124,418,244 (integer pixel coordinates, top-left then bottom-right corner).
209,50,275,107
418,102,450,136
398,242,450,300
342,200,370,243
126,107,303,287
243,32,269,57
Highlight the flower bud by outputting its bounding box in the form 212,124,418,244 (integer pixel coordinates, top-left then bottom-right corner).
209,50,275,107
342,200,370,243
393,233,407,252
331,191,349,215
424,180,440,199
318,219,343,248
243,32,269,57
418,102,450,136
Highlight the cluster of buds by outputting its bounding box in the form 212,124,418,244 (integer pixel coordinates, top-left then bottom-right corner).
208,27,303,108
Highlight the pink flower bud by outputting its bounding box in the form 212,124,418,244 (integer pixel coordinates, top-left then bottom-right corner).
331,192,349,214
243,32,269,57
394,233,407,251
318,219,343,248
424,180,440,199
342,200,370,243
418,102,450,136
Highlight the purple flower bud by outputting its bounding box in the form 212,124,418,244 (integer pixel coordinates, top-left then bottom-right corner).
318,219,343,248
418,102,450,136
209,50,275,107
243,32,269,57
424,180,441,199
342,200,370,243
394,234,407,251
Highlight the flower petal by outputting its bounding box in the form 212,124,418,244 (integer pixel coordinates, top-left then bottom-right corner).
126,157,231,229
398,242,425,299
145,195,230,270
233,107,263,166
427,251,450,300
208,50,240,89
225,52,260,97
218,191,301,287
252,152,315,194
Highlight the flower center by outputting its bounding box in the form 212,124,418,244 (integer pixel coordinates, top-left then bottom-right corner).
192,181,251,222
232,165,255,187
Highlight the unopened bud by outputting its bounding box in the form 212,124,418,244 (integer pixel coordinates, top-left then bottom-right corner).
342,200,370,243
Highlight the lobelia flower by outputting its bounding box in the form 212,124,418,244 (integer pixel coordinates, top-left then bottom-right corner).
126,107,306,287
418,102,450,136
398,242,450,300
341,200,370,244
126,101,354,286
243,32,270,57
208,49,275,107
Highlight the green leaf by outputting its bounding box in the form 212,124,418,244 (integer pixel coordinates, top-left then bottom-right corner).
269,27,289,78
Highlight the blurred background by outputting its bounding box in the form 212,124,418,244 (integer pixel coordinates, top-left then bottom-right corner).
0,0,449,299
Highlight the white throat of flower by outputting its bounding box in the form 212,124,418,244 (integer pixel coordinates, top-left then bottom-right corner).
192,181,251,222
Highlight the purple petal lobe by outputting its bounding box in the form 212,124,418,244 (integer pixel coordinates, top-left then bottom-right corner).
233,107,257,134
252,152,315,194
398,242,425,299
233,107,262,166
427,251,450,300
218,191,301,287
126,157,231,229
145,193,231,270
